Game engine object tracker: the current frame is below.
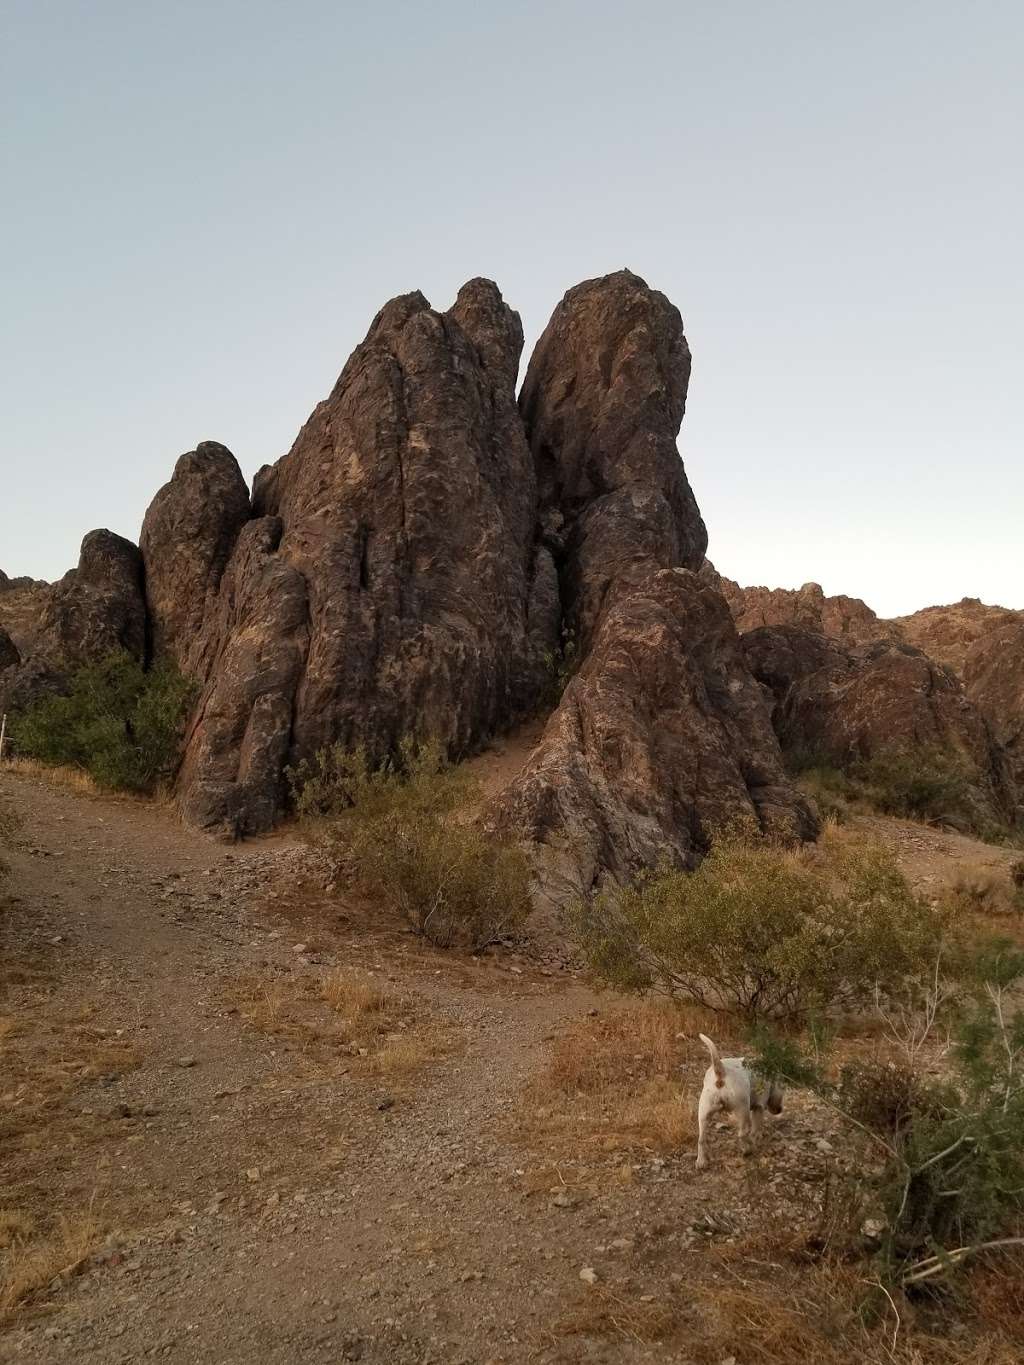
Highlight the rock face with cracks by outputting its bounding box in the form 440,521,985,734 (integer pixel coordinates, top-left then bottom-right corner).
487,272,813,899
742,625,1016,829
0,530,146,711
140,442,252,669
168,278,558,837
488,569,818,905
964,621,1024,809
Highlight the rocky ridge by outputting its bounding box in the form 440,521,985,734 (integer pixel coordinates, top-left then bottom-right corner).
4,269,1021,896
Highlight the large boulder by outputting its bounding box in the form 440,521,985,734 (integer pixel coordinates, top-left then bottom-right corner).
742,626,1016,828
173,279,558,836
0,531,146,712
521,270,707,650
488,569,818,905
964,621,1024,807
140,442,251,667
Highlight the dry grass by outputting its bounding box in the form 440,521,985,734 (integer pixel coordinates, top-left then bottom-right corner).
522,1001,725,1157
0,1204,104,1321
2,756,103,796
320,967,393,1016
945,863,1022,917
554,1283,681,1343
230,969,444,1080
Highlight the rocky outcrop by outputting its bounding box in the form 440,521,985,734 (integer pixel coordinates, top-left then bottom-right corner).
742,626,1016,827
140,442,251,667
0,626,19,674
703,564,891,644
0,531,146,711
522,270,707,650
964,621,1024,803
170,279,558,836
488,274,814,899
891,599,1023,675
488,570,818,904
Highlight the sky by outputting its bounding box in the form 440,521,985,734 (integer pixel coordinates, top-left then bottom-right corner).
2,1,1021,617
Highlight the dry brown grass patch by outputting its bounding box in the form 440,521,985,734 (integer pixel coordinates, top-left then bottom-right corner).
230,969,443,1080
522,1001,724,1158
553,1284,681,1344
0,1204,104,1321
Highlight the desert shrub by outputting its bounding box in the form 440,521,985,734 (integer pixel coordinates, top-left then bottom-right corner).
569,834,946,1021
752,941,1024,1289
290,738,532,950
797,765,855,824
11,652,193,794
944,864,1023,918
852,744,982,829
1010,860,1024,890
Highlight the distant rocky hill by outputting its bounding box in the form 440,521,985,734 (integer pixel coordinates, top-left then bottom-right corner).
891,598,1023,674
2,269,1020,900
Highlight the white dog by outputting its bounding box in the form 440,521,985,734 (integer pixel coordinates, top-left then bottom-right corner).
695,1034,783,1171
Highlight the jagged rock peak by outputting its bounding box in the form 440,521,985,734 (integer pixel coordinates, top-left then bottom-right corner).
140,441,251,667
521,269,707,647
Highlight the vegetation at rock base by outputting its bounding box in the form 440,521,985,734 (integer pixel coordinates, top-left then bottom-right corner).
748,939,1024,1292
290,737,531,950
569,830,948,1021
10,652,193,795
793,743,1013,842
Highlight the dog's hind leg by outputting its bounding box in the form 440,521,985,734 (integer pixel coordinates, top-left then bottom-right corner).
696,1090,716,1171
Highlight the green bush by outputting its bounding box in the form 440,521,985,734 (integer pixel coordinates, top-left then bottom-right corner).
290,739,532,950
12,652,193,794
751,941,1024,1289
569,833,947,1021
852,744,981,827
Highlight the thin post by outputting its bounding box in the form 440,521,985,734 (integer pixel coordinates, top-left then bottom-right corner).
0,712,6,763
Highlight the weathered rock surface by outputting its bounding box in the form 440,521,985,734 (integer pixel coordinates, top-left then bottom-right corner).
171,279,557,835
891,598,1023,675
0,625,20,674
488,570,818,904
522,270,707,650
703,563,891,644
0,531,146,711
140,442,251,667
742,625,1016,827
964,621,1024,803
488,274,812,899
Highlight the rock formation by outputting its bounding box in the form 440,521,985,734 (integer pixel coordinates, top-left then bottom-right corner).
703,564,891,644
487,273,815,900
742,626,1016,828
522,270,707,650
892,598,1023,675
140,442,251,667
159,279,559,836
0,626,19,675
489,571,818,904
0,530,146,711
964,621,1024,804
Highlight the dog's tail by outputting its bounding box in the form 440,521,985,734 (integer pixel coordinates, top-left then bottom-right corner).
698,1033,725,1088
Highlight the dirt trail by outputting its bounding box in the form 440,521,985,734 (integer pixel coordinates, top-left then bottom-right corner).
3,773,1016,1364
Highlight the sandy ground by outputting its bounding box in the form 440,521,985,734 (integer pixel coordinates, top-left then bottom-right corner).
1,768,1019,1364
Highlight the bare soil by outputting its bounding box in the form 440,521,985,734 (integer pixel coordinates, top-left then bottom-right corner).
1,769,1020,1364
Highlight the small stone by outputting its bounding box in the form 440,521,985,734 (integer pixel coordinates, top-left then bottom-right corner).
579,1267,598,1285
177,1056,197,1069
246,1168,260,1182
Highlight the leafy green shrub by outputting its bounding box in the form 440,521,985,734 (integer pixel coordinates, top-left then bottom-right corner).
290,739,532,950
569,833,947,1021
11,652,193,794
852,744,981,827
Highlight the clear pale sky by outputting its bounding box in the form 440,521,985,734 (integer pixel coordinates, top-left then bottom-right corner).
2,1,1021,616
